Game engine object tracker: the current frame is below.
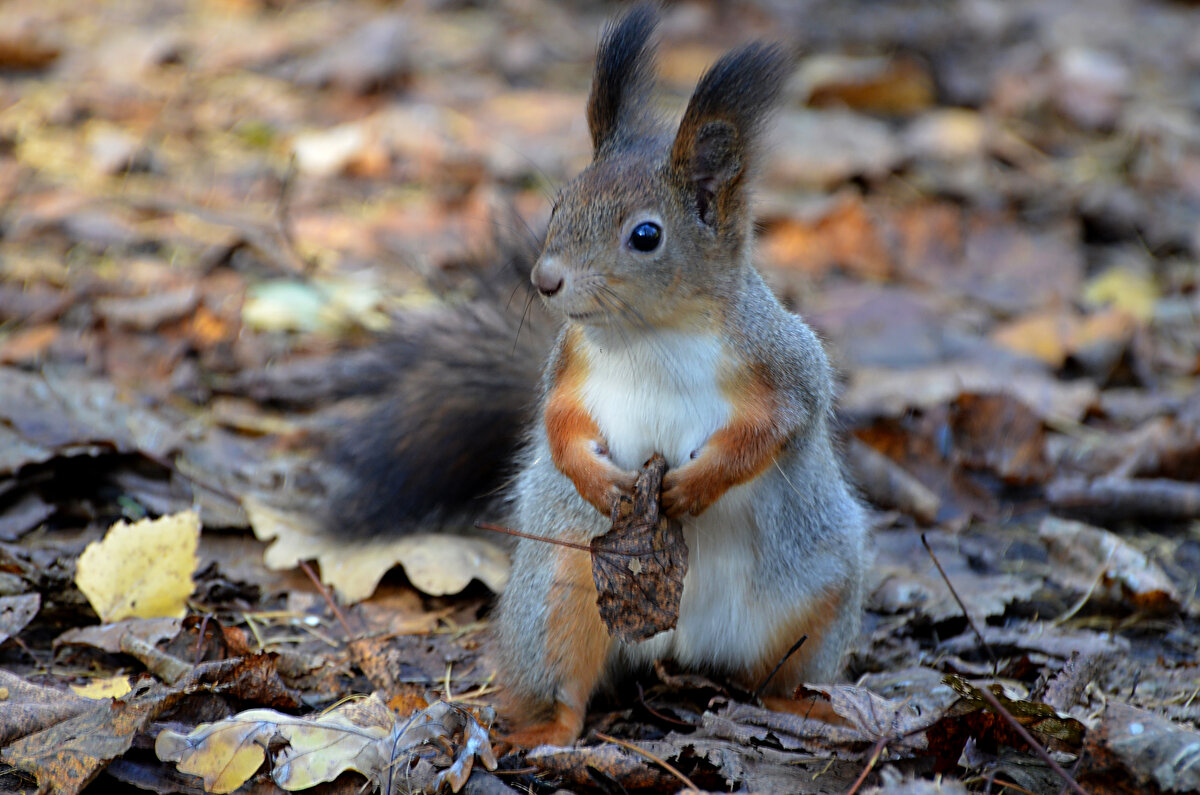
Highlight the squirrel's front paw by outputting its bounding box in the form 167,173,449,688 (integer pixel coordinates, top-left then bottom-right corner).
661,467,718,518
574,461,637,518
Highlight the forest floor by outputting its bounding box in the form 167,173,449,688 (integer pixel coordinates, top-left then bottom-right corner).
1,1,1199,793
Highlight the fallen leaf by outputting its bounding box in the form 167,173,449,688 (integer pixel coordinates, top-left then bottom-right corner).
155,696,495,794
904,109,988,161
245,498,509,601
0,593,40,644
862,777,971,795
795,684,934,741
949,392,1051,485
761,192,893,280
843,436,941,523
591,454,688,643
937,623,1129,660
55,617,183,654
0,323,60,364
1083,700,1200,793
942,675,1086,747
990,307,1134,368
802,54,935,115
768,109,903,189
242,277,388,334
75,511,200,622
284,14,413,94
0,670,93,748
526,743,676,791
71,676,133,700
870,530,1041,623
1,679,172,795
1082,266,1158,323
841,363,1099,425
94,286,199,331
1039,516,1182,615
0,31,61,70
958,219,1085,314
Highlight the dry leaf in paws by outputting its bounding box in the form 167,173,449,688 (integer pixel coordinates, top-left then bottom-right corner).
590,454,687,643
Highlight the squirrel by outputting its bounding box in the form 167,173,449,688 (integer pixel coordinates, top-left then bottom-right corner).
327,3,867,748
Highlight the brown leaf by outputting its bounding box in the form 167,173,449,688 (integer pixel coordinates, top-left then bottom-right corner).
760,193,893,280
949,392,1052,485
990,307,1134,370
1,679,178,795
805,55,936,115
842,362,1099,425
0,32,60,70
525,743,675,791
54,618,182,656
700,700,879,756
1039,516,1183,614
943,675,1086,747
0,671,93,748
1083,700,1200,794
591,454,687,643
185,654,304,711
0,323,60,365
794,684,935,742
870,529,1041,623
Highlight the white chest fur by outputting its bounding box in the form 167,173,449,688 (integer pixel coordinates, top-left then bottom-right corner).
578,330,730,471
578,330,776,669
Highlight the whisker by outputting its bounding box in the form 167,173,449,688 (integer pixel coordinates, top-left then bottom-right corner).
513,289,538,356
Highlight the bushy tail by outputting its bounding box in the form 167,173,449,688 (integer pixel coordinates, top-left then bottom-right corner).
324,234,553,538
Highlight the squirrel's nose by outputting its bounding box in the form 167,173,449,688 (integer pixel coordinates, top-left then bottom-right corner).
532,259,565,297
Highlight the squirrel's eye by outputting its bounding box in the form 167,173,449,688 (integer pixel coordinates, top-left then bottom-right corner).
628,221,662,252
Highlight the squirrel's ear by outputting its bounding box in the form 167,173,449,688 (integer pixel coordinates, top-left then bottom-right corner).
587,3,659,156
669,43,792,229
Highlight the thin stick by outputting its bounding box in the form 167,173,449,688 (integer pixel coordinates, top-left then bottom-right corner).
594,732,699,792
475,521,593,552
298,559,357,640
921,533,998,673
845,734,888,795
477,521,661,560
751,635,807,700
193,614,212,666
975,686,1088,795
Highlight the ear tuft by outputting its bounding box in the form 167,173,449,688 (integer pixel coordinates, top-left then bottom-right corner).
670,42,793,229
587,2,660,156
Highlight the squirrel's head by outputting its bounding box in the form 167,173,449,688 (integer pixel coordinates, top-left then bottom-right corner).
531,2,792,331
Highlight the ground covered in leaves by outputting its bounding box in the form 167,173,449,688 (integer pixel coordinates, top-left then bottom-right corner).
2,0,1200,793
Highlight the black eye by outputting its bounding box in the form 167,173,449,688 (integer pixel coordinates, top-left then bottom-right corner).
628,221,661,252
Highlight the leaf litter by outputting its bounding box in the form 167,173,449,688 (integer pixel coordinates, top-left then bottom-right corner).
0,0,1198,792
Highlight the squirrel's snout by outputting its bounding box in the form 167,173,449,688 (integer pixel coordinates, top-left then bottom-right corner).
532,258,565,297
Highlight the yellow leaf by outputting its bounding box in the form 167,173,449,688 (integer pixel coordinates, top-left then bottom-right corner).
70,675,132,700
244,499,508,602
1082,267,1158,323
156,697,495,793
990,310,1074,367
75,511,200,622
156,718,267,794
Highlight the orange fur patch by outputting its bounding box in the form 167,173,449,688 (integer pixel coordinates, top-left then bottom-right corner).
744,587,842,697
544,329,628,513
